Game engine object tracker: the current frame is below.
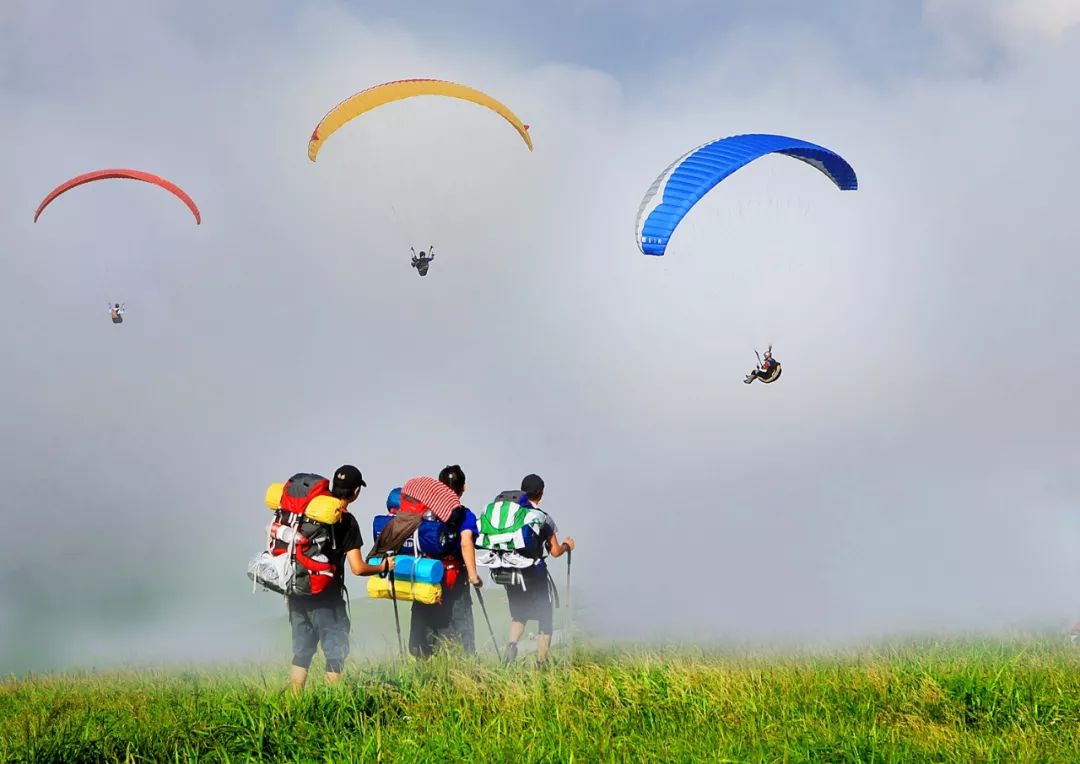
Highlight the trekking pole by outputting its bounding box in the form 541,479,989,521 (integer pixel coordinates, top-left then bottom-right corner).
566,550,573,649
473,584,502,661
566,549,572,611
387,562,405,657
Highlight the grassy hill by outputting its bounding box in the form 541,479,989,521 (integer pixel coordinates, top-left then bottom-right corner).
4,634,1080,762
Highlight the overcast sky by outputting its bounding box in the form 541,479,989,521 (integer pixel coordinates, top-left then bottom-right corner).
2,0,1079,673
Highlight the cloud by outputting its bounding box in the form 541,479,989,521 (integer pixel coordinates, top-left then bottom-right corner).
927,0,1080,42
2,0,1079,672
924,0,1080,72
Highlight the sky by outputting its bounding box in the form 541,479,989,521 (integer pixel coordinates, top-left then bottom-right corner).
2,0,1079,673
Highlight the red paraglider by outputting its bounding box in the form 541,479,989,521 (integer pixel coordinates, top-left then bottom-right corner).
34,169,201,224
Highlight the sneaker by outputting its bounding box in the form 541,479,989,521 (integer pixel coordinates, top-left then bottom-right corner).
504,642,518,664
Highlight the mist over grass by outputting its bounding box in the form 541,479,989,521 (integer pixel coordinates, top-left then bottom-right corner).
5,635,1080,762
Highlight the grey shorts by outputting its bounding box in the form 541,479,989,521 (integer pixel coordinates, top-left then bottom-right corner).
288,594,350,671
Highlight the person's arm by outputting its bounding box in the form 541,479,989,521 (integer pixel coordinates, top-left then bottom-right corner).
547,533,575,558
347,547,395,576
460,530,481,586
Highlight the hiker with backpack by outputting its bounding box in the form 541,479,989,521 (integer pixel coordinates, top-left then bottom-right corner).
283,466,393,693
407,464,484,658
500,474,574,666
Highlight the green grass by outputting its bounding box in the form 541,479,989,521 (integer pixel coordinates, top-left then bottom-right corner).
3,636,1080,763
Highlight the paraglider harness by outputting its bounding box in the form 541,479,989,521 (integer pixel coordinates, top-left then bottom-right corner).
109,303,125,324
746,346,781,384
410,246,435,277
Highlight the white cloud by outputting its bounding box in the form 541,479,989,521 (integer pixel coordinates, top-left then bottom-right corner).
925,0,1080,68
2,0,1080,670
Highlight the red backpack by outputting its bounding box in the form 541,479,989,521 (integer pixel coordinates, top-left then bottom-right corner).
264,473,344,596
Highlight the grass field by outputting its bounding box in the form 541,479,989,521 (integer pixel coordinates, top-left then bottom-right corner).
4,633,1080,763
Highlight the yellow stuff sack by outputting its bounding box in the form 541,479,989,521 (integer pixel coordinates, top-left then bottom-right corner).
367,576,442,605
305,495,346,525
265,483,285,510
265,482,344,525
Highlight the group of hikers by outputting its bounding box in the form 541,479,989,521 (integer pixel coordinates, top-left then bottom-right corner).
270,464,575,693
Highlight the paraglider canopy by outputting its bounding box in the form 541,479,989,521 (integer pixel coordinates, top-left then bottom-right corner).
307,78,534,161
34,169,202,224
635,133,856,256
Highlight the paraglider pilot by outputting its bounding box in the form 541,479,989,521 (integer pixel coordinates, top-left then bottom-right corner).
109,303,126,324
410,246,435,277
745,345,781,384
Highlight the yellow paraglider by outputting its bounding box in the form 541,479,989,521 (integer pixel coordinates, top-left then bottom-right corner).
307,78,533,161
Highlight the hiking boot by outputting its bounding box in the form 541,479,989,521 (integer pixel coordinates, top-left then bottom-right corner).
504,642,518,664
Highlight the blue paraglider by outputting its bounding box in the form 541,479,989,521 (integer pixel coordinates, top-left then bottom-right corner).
635,133,858,256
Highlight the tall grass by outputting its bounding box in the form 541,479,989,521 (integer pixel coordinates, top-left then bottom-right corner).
3,636,1080,763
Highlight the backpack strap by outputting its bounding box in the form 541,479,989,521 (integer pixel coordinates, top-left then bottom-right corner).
546,568,560,609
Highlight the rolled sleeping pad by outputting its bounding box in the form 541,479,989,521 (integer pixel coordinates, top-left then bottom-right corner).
304,495,345,525
265,483,285,510
367,555,443,585
367,576,441,605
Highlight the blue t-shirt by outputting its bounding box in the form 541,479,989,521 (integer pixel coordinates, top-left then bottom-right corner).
453,508,479,558
460,508,479,536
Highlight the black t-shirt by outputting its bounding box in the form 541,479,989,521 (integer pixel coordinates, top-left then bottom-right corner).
298,512,364,599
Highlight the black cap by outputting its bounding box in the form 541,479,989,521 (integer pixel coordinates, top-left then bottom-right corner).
333,464,367,494
521,473,545,497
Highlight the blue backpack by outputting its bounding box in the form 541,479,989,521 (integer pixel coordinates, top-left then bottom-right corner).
373,486,462,558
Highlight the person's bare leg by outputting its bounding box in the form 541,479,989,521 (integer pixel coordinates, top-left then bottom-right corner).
504,620,525,662
290,665,308,695
536,634,552,662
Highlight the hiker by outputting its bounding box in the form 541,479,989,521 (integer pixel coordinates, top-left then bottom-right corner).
408,464,484,658
503,473,574,666
410,246,435,277
744,345,782,384
288,465,393,694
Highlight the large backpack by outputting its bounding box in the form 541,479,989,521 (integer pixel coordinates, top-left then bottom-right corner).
372,512,463,558
247,473,346,597
367,480,465,603
475,490,548,571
